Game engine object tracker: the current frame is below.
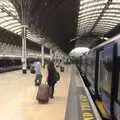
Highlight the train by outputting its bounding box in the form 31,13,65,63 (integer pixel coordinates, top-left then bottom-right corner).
77,34,120,120
0,55,50,73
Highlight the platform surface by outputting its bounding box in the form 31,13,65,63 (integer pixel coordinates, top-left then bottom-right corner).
0,65,71,120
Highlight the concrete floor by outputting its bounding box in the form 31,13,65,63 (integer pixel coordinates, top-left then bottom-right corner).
0,65,71,120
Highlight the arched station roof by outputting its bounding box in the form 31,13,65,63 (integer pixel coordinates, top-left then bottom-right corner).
2,0,120,53
0,0,44,43
0,0,59,53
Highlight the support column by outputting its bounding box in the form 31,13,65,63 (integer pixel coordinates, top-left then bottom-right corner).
41,45,44,67
21,0,28,74
50,49,53,60
22,25,27,74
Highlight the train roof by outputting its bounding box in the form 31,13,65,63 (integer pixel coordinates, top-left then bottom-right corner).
92,34,120,50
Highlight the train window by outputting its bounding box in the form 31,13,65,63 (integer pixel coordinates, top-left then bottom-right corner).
117,43,120,102
99,46,113,95
86,53,96,87
118,79,120,102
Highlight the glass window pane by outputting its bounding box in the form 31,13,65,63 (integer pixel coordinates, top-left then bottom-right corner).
99,46,113,94
118,76,120,101
117,43,120,102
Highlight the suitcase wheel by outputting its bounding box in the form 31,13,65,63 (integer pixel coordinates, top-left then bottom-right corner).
38,99,49,104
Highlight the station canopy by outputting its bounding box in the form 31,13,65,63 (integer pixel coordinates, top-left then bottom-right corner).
0,0,57,51
0,0,36,42
1,0,120,53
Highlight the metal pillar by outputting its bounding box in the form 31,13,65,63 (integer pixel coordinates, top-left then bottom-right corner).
21,0,27,74
22,25,27,73
41,45,44,67
50,49,53,60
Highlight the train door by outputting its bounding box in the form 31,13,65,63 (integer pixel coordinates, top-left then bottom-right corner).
114,77,120,119
86,52,96,94
114,43,120,120
98,45,114,115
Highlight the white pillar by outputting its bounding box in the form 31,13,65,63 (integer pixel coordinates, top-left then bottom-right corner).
21,0,28,74
41,45,44,67
50,49,53,60
22,26,27,74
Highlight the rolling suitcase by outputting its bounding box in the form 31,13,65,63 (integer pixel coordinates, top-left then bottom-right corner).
36,83,49,103
30,66,35,74
60,66,64,72
35,74,42,86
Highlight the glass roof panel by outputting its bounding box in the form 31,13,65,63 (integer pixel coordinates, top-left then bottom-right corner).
99,19,119,24
14,29,21,33
80,10,101,18
78,22,94,26
80,1,106,10
94,28,112,33
3,16,14,21
105,8,120,13
1,20,18,27
97,24,116,29
78,18,97,23
109,4,120,9
10,25,22,31
79,6,104,14
0,19,5,23
104,13,120,18
80,0,106,5
77,0,109,36
77,0,120,37
0,0,18,17
0,0,42,44
0,12,8,17
5,23,21,29
97,22,117,27
94,26,113,32
17,31,21,35
79,14,100,21
113,0,120,2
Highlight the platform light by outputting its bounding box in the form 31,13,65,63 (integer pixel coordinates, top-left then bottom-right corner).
69,47,90,60
70,36,80,42
100,37,109,41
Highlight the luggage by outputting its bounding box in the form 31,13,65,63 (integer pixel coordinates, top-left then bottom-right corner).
30,65,35,74
35,74,42,86
54,70,60,83
60,66,64,72
36,83,49,103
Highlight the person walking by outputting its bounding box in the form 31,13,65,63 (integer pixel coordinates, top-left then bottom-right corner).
33,60,42,86
47,60,57,98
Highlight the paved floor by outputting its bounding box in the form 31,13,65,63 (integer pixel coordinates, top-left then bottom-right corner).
0,65,71,120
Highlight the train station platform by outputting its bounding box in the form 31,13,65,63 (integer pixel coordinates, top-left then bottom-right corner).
0,65,71,120
0,65,102,120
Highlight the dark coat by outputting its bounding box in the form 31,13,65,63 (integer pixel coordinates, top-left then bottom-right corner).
47,62,56,86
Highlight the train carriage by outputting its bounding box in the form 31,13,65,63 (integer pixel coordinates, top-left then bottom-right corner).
79,34,120,120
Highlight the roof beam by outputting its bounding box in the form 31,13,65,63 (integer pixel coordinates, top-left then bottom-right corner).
90,0,112,32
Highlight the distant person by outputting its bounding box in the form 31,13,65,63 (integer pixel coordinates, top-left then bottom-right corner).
47,60,59,98
33,60,42,86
